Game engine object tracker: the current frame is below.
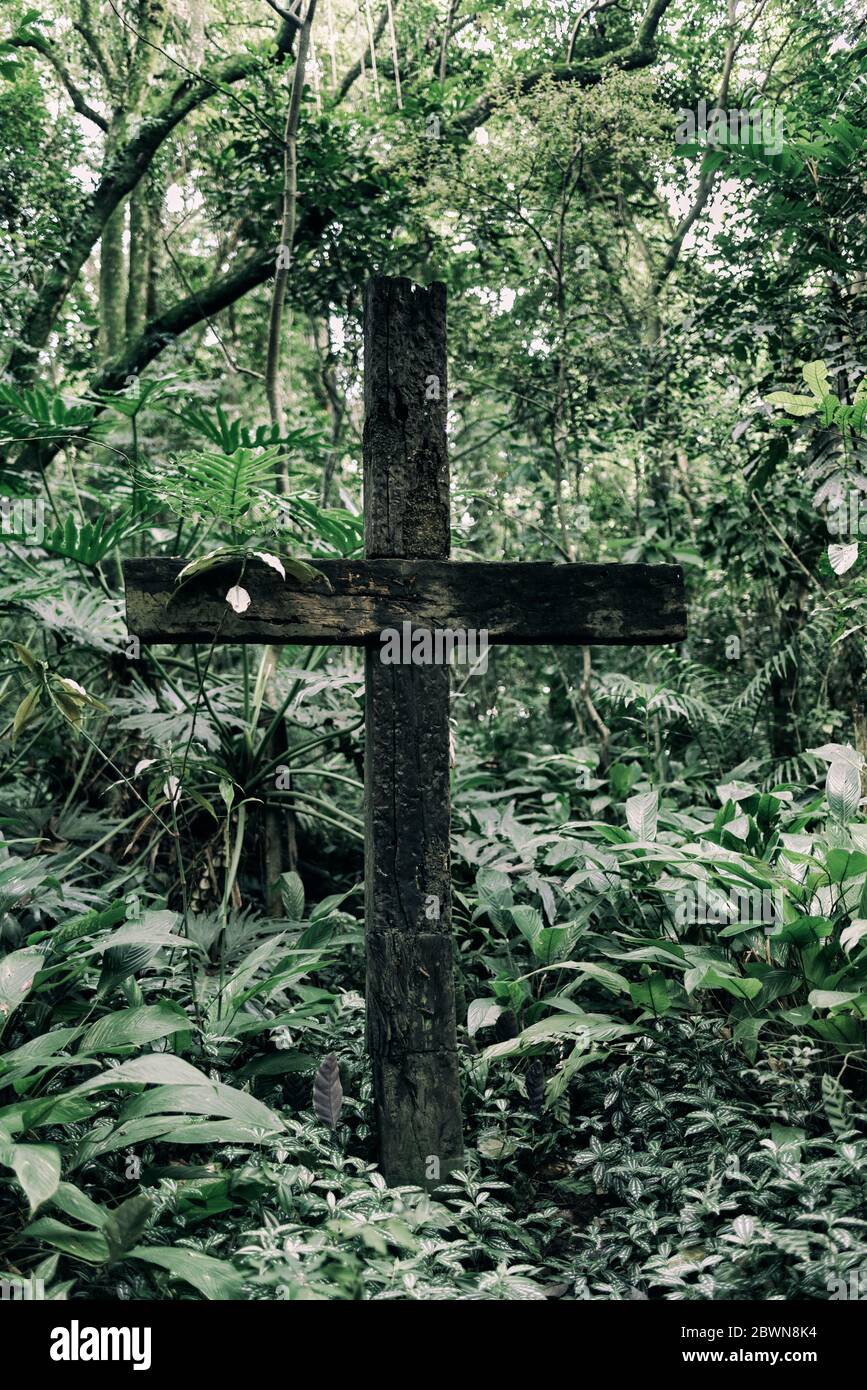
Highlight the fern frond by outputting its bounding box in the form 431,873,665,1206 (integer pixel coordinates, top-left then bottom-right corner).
137,447,281,531
39,509,149,567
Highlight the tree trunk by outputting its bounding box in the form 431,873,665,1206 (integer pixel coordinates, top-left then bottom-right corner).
99,200,128,360
126,182,150,345
146,174,165,324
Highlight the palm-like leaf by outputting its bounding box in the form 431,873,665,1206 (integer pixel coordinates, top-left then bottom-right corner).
137,447,281,531
0,383,103,443
40,510,149,567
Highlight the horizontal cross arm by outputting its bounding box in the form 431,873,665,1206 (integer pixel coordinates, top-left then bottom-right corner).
123,556,686,646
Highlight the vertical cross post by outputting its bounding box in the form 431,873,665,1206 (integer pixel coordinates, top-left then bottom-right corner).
363,276,464,1187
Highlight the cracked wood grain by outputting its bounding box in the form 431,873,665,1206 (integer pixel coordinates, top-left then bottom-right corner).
362,277,464,1187
123,556,686,647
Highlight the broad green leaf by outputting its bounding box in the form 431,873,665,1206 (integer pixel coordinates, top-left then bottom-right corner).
283,558,327,587
841,919,867,954
609,762,637,797
822,1073,853,1137
826,760,861,821
626,790,658,841
74,1054,215,1093
75,1117,188,1162
808,989,860,1009
559,961,629,994
23,1217,109,1263
78,918,193,956
716,780,759,803
733,1016,767,1061
544,1044,609,1104
808,742,862,768
49,1182,108,1228
175,548,241,584
0,1142,61,1213
516,959,629,991
279,870,305,921
12,686,41,740
237,1051,316,1078
511,905,544,943
11,643,40,672
629,971,671,1014
824,848,867,883
475,868,513,925
483,1012,636,1059
0,947,45,1037
765,390,816,416
128,1245,244,1299
79,1002,191,1054
467,999,502,1036
802,359,831,400
769,916,833,946
1,1093,101,1135
693,967,762,1000
104,1195,153,1264
118,1082,282,1130
97,943,158,996
159,1120,278,1144
0,1027,81,1082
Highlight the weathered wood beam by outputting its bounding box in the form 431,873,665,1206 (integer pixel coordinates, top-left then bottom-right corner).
362,277,463,1189
123,557,686,647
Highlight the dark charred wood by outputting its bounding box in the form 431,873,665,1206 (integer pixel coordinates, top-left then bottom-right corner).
124,556,686,647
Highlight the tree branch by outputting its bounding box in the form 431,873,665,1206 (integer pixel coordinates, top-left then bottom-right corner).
266,0,318,437
74,0,117,87
9,34,108,130
335,4,389,102
7,20,299,377
566,0,624,64
652,0,768,293
86,195,340,398
263,0,304,26
456,0,675,133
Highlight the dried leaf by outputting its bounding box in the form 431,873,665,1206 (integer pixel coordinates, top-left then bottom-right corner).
828,542,858,576
225,585,251,614
12,643,40,672
12,686,41,741
526,1060,545,1114
313,1052,343,1129
253,551,286,579
175,548,241,585
163,775,181,807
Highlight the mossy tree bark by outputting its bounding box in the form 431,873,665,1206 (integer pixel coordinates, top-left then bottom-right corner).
98,200,128,361
126,182,150,347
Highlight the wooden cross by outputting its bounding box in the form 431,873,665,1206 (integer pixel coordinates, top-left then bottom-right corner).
123,276,686,1187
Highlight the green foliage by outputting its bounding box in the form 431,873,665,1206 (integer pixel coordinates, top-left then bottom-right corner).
1,0,867,1304
40,510,148,567
138,447,282,534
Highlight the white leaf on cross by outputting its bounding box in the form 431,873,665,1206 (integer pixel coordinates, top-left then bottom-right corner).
226,585,251,613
